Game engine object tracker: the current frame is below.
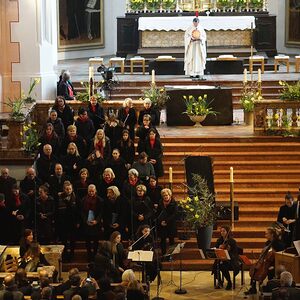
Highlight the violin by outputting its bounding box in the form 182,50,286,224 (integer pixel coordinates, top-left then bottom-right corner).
219,229,231,251
249,242,274,283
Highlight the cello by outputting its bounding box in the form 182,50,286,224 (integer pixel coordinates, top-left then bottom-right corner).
249,242,275,284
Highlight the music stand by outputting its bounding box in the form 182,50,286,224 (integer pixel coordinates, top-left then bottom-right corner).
174,242,186,294
164,243,182,287
128,250,153,283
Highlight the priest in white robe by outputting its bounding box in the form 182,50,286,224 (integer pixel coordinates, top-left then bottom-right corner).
184,18,207,78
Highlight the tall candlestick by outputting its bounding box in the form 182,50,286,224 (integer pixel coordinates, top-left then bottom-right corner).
151,69,155,85
169,167,173,183
258,68,262,83
243,68,247,84
89,66,94,80
230,167,234,183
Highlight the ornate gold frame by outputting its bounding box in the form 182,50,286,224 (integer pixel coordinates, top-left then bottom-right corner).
57,0,104,52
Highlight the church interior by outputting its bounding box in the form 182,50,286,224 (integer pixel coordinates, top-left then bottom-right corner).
1,0,300,299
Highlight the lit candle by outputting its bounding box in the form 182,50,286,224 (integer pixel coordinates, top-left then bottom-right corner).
151,69,155,85
243,68,247,84
258,68,262,83
230,167,234,183
89,66,94,80
169,167,173,183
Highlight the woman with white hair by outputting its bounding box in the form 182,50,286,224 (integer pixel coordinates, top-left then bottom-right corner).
98,168,118,198
138,98,157,125
122,169,141,202
118,98,137,140
157,188,178,255
57,70,76,100
103,186,125,239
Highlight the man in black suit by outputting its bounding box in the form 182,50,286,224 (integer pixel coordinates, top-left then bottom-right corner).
272,271,300,300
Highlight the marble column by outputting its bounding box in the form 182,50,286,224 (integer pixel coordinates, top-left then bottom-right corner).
11,0,58,101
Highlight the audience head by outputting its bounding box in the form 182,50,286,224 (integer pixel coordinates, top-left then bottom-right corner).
1,168,9,179
79,168,89,180
98,241,112,257
78,107,88,120
148,128,157,140
121,269,135,284
95,128,105,140
285,192,294,207
54,163,63,176
128,168,139,180
67,142,79,156
124,97,133,108
11,184,20,196
49,109,58,121
3,274,15,288
136,184,146,197
45,123,55,136
280,271,293,287
71,295,82,300
90,96,97,106
69,274,81,287
43,144,52,156
161,188,172,204
110,231,121,244
41,287,52,300
68,268,80,280
26,167,36,180
67,125,77,137
122,129,130,141
40,277,50,288
54,96,65,108
87,184,97,197
103,168,115,181
15,268,28,284
127,280,145,300
107,186,120,200
275,265,287,279
143,98,152,109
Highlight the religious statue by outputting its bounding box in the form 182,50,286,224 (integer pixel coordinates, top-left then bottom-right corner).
184,17,207,79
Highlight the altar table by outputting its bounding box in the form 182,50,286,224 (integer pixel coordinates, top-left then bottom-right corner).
139,16,255,48
166,85,233,126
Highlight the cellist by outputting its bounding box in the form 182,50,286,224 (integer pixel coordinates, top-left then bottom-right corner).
245,226,285,295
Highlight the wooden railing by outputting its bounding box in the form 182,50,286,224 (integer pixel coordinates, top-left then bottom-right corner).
254,100,300,136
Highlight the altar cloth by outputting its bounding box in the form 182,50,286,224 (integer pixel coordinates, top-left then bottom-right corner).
139,16,255,31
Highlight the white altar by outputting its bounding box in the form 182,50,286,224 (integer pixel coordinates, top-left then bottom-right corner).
138,16,255,48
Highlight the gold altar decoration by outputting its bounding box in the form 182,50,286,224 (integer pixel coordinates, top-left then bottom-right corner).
141,29,251,48
192,29,201,39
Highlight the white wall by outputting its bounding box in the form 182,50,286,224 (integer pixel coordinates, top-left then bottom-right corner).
11,0,58,100
57,0,126,60
268,0,300,55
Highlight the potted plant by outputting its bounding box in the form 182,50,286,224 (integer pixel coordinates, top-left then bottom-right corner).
162,0,176,11
146,0,160,12
233,0,247,11
183,94,217,126
130,0,145,12
21,121,41,157
240,84,263,126
217,0,230,11
249,0,263,10
23,77,40,103
178,174,216,249
76,81,104,104
141,83,170,125
279,80,300,101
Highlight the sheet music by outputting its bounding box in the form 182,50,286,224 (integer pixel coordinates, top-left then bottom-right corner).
128,250,153,262
293,240,300,256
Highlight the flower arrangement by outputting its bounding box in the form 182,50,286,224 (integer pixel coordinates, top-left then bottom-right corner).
279,80,300,101
162,0,176,10
146,0,160,11
217,0,230,9
240,82,263,112
178,174,216,229
21,122,41,154
76,81,104,104
130,0,145,11
23,78,40,103
249,0,263,9
233,0,247,10
183,94,217,116
141,83,169,110
5,98,26,121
